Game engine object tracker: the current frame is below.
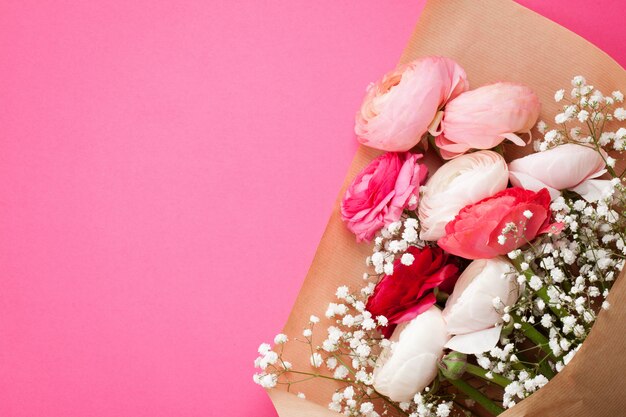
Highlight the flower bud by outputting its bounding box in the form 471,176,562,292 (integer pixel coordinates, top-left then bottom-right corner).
373,306,449,402
438,351,467,380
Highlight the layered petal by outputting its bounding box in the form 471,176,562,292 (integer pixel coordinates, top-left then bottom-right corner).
435,82,540,159
509,143,610,202
373,306,449,402
356,56,469,152
438,188,562,259
366,246,459,337
418,150,509,241
341,152,428,242
445,326,503,354
443,258,518,334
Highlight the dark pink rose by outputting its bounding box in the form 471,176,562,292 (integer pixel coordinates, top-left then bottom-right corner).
341,152,428,242
438,187,563,260
366,246,460,337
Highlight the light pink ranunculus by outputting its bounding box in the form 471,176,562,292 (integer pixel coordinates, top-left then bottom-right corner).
418,151,509,241
341,152,428,242
355,56,469,152
437,187,563,260
434,82,540,159
509,143,611,202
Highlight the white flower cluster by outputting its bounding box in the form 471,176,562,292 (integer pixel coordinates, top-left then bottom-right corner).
536,76,625,154
368,217,424,276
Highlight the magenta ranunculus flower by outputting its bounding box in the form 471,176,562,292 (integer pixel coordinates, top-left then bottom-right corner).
434,82,540,159
437,187,563,260
365,246,460,338
341,152,428,242
355,56,468,152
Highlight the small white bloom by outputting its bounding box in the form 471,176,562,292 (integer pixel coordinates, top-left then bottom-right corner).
554,89,565,102
614,107,626,121
523,210,534,219
360,402,375,414
529,275,543,291
555,113,569,124
258,343,272,355
296,392,306,399
310,353,323,368
309,315,320,324
273,334,288,344
336,286,350,300
388,221,402,235
577,110,589,122
537,120,547,133
258,373,277,388
612,90,624,102
477,355,491,369
400,253,415,266
342,315,355,327
361,317,376,331
606,156,616,168
402,227,418,243
334,365,349,379
508,249,522,259
436,403,451,417
303,329,312,337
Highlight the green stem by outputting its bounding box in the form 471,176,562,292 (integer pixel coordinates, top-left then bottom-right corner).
512,313,557,360
448,378,504,416
516,351,556,379
537,357,556,379
465,364,511,388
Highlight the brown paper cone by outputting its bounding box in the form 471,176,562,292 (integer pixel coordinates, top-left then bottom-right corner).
267,0,626,416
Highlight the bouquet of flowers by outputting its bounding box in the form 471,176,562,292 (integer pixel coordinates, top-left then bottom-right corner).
255,1,626,416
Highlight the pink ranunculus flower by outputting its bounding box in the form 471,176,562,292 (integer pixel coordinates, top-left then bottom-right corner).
437,187,563,260
355,56,469,152
509,143,612,202
341,152,428,242
434,82,540,159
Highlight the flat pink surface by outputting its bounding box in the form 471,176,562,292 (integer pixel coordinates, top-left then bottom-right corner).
0,1,624,416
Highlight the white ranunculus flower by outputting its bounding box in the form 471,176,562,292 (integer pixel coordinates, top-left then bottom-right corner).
418,150,509,241
373,306,449,402
442,258,520,354
508,143,612,202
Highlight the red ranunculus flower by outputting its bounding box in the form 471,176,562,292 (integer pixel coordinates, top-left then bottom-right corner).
437,187,563,260
366,246,460,337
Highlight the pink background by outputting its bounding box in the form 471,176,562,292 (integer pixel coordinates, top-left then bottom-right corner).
0,1,624,416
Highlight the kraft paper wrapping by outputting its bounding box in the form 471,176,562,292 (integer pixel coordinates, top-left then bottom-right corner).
267,0,626,416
